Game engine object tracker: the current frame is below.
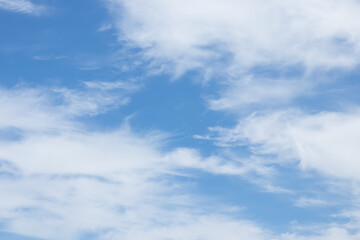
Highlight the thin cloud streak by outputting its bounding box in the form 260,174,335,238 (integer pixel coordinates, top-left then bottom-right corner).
0,0,46,15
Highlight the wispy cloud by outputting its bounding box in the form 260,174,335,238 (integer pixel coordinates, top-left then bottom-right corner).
295,197,328,208
33,55,68,61
83,80,140,91
0,82,132,132
0,85,279,239
208,76,313,111
281,227,360,240
2,85,355,240
106,0,360,76
97,23,112,32
0,0,46,15
203,109,360,180
2,0,360,238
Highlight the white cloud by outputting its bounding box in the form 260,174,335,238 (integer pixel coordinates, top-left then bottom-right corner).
83,80,140,91
281,227,360,240
54,87,130,117
165,148,275,177
0,85,278,239
0,0,46,15
0,84,359,239
103,215,270,240
0,87,74,132
4,85,357,240
0,82,136,133
106,0,360,76
209,76,312,110
294,197,327,208
105,0,360,110
0,126,278,239
97,23,112,32
33,55,68,61
2,0,360,238
206,109,360,180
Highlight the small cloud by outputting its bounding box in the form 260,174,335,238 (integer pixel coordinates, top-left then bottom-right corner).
208,77,312,111
84,80,140,91
0,0,47,15
97,23,112,32
295,197,327,208
33,55,69,61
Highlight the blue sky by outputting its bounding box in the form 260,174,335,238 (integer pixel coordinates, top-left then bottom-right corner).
1,0,360,239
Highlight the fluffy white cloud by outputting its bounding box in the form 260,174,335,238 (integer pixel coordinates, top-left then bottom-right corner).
0,0,46,15
107,0,360,75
